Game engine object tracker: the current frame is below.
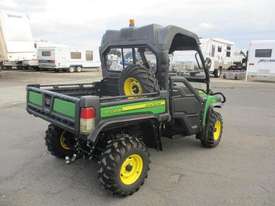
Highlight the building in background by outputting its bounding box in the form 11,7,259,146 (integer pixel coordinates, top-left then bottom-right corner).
200,38,237,77
38,44,100,72
0,10,36,69
246,40,275,79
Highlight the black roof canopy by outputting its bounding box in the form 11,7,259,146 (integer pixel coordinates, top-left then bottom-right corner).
100,24,201,54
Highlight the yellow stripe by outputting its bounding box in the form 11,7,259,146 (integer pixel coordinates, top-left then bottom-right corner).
122,100,165,112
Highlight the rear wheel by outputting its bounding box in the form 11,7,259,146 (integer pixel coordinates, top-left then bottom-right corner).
201,109,223,148
76,66,82,72
45,124,75,158
119,64,159,96
68,67,75,73
98,133,150,196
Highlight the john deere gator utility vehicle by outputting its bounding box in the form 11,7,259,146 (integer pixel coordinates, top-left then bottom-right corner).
26,22,226,196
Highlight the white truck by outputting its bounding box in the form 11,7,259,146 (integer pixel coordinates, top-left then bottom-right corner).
200,38,235,77
0,10,36,70
38,45,100,72
246,40,275,79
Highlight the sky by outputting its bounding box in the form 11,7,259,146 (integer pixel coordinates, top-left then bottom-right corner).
0,0,274,60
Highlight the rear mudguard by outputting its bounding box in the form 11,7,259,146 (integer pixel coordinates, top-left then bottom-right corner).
87,114,168,150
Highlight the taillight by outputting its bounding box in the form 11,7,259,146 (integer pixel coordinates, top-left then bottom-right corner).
80,107,96,134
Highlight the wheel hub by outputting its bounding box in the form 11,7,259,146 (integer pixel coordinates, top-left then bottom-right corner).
213,120,221,141
123,77,143,96
60,131,70,150
120,154,143,185
125,164,133,172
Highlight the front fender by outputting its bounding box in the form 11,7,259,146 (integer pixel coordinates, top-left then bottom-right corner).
202,92,226,126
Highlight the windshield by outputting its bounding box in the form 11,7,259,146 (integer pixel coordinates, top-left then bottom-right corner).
105,46,157,72
169,50,206,80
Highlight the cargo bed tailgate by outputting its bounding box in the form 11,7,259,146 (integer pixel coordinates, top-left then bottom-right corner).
27,86,80,133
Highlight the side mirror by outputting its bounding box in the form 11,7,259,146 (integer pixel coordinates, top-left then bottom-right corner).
204,57,212,70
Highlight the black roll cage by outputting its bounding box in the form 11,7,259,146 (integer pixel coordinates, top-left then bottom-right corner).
100,24,210,93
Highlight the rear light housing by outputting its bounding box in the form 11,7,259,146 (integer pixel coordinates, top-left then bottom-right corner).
80,107,96,134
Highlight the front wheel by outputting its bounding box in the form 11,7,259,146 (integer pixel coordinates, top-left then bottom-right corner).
98,134,150,196
201,110,223,148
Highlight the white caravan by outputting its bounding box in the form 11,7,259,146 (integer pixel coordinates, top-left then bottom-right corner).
0,10,36,69
246,40,275,78
24,40,59,70
200,38,235,77
38,45,100,72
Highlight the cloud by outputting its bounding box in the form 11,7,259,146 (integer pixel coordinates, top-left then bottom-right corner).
1,0,274,59
0,0,18,9
198,23,216,31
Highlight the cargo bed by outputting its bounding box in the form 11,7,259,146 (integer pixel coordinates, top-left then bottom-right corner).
26,82,166,136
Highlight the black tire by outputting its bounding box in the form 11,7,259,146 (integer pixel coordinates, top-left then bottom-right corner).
214,68,222,78
98,133,150,196
45,124,74,158
68,67,75,73
76,66,82,72
201,109,223,148
119,64,159,96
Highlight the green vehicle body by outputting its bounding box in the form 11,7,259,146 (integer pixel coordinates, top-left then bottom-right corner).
26,84,223,151
26,23,225,153
28,89,220,123
26,23,227,197
100,99,166,119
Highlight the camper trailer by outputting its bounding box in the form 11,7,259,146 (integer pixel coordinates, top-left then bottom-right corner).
23,40,59,70
247,40,275,78
200,38,235,77
0,10,36,69
38,45,100,72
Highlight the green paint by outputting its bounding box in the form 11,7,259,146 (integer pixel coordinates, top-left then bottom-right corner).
53,98,75,118
28,91,42,106
101,99,166,118
202,95,220,126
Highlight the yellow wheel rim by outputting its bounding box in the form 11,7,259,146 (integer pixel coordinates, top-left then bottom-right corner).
123,77,143,96
213,120,222,141
60,131,70,150
120,154,143,185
